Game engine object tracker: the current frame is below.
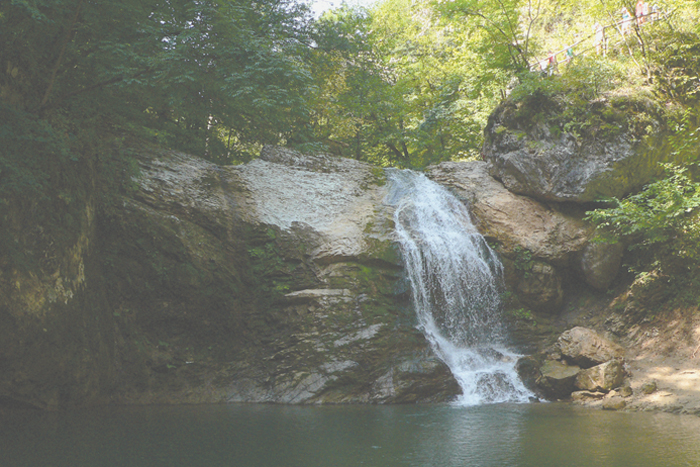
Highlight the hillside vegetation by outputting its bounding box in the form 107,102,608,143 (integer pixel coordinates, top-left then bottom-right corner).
2,0,700,341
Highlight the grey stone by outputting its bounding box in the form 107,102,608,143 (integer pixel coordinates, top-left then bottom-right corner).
557,327,625,368
603,396,627,411
575,360,626,392
481,97,668,203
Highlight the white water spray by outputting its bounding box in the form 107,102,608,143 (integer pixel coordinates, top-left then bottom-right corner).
385,169,533,405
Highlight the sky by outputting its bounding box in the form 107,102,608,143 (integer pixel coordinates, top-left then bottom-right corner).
308,0,377,17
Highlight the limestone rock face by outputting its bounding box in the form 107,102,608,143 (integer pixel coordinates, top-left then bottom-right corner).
481,97,668,203
100,146,460,405
426,161,623,308
427,161,591,314
557,327,625,368
574,360,626,392
427,161,591,265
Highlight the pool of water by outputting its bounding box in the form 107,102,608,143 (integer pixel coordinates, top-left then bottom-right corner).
2,403,699,467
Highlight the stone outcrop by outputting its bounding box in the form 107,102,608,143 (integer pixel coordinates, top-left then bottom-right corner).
516,327,627,401
0,146,467,408
100,146,460,405
427,162,591,265
427,162,624,312
574,360,625,392
481,95,669,203
557,326,625,368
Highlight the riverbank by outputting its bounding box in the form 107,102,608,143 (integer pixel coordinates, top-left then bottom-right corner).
574,308,700,415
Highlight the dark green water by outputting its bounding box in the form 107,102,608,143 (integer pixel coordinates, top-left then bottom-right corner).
2,403,700,467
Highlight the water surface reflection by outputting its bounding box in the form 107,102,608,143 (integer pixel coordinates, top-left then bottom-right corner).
2,403,699,466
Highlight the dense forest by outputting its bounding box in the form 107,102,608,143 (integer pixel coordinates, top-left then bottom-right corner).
1,0,700,281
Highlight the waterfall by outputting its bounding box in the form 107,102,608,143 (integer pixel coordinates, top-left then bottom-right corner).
385,169,533,405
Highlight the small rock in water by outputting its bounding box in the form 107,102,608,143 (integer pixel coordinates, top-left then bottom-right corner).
571,390,606,401
602,396,627,411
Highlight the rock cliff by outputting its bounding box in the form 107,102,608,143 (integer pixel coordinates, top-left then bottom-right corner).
0,108,672,408
426,161,623,336
0,146,462,408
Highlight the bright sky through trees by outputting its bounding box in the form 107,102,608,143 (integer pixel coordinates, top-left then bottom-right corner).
308,0,376,17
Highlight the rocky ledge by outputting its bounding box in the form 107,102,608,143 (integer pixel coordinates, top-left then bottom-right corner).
102,146,461,405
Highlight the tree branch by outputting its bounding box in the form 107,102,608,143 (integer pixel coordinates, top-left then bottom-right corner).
40,0,85,108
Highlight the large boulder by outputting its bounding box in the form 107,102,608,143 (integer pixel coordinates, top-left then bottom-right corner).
481,94,669,203
535,360,581,400
574,360,626,392
557,327,625,368
517,326,628,400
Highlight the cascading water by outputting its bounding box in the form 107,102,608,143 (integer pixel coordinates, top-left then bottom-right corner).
385,169,533,405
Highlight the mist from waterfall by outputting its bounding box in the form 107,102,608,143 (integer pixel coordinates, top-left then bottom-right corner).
385,169,533,405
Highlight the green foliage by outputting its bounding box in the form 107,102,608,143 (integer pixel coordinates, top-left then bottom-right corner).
0,0,315,164
307,0,512,167
0,0,315,272
649,31,700,105
512,246,535,278
508,307,536,324
585,164,700,270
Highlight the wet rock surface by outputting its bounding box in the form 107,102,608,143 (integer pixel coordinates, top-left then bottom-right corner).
426,161,623,322
0,146,464,408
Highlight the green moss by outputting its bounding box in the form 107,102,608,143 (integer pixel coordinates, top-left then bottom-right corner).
371,167,387,186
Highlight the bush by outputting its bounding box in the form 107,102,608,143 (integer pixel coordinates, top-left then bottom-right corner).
585,164,700,272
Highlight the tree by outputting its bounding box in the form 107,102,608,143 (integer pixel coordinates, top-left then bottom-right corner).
0,0,316,164
0,0,316,272
307,0,515,167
